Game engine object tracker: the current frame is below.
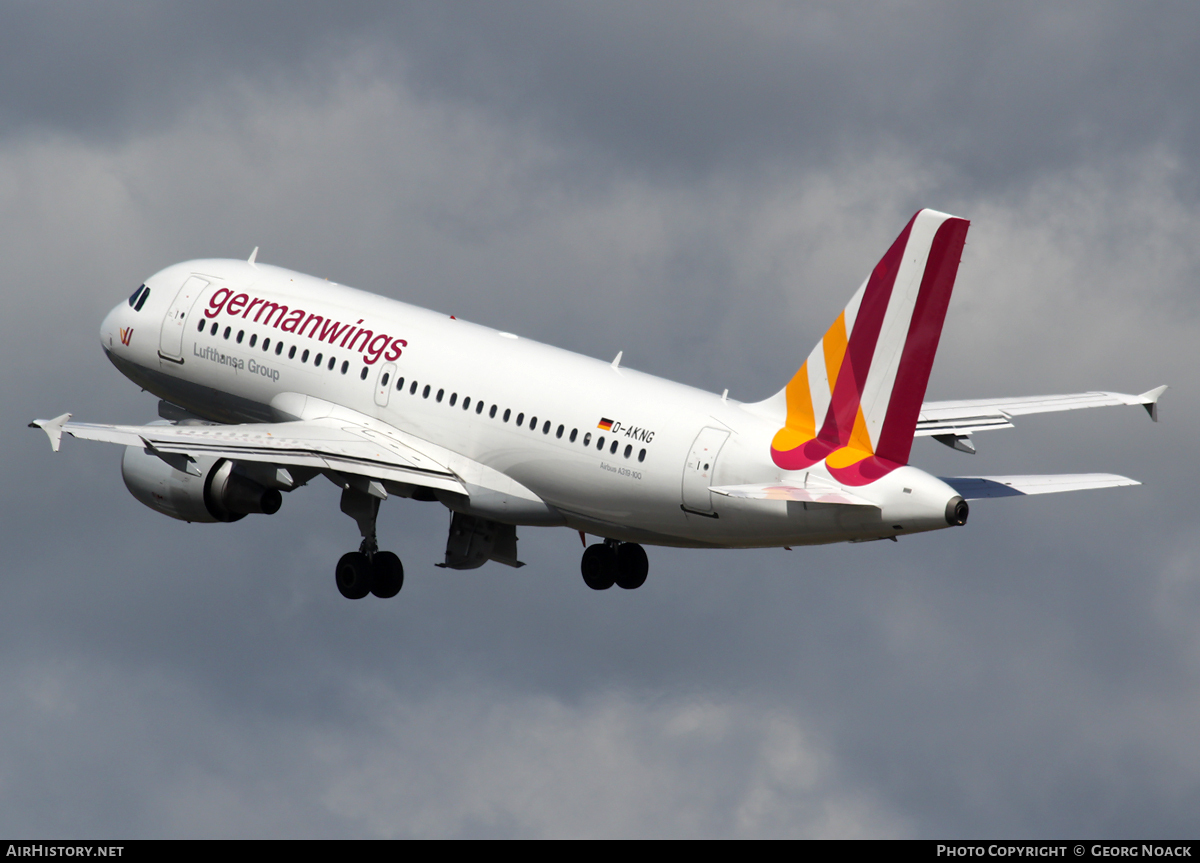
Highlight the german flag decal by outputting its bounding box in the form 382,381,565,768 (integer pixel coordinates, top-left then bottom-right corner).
597,418,614,431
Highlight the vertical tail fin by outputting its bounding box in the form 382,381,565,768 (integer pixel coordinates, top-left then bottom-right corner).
764,209,969,482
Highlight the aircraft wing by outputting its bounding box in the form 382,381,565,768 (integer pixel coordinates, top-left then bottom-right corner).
916,386,1166,452
941,473,1140,499
29,412,466,495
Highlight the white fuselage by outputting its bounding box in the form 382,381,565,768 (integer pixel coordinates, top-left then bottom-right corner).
100,259,959,548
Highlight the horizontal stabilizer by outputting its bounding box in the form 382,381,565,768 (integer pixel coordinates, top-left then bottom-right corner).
710,482,878,507
941,473,1140,500
917,387,1168,438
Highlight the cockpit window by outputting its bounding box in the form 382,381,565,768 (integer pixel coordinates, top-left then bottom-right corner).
128,285,145,307
134,287,150,312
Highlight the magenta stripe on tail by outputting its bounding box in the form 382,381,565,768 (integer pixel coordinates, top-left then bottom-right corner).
874,217,970,464
816,213,917,447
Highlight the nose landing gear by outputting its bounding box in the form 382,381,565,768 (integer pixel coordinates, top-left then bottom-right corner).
581,539,648,591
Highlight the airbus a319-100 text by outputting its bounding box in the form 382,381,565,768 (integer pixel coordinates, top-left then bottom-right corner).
32,210,1165,599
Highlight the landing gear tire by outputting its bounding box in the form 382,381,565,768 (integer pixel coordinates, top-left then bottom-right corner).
581,544,617,590
336,551,374,599
370,551,404,598
615,542,648,590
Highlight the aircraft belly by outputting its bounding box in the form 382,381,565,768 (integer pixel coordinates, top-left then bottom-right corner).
507,455,640,520
710,497,886,547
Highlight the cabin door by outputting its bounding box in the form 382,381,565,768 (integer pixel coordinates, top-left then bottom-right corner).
159,276,209,362
681,427,729,515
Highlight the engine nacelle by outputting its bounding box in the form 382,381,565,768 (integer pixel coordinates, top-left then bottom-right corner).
121,446,282,523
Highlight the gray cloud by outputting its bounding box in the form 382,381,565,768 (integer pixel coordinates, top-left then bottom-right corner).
6,3,1200,195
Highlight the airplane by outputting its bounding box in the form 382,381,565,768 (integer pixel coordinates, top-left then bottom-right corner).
31,209,1165,599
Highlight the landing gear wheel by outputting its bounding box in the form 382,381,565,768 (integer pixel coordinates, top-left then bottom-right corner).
581,544,617,590
370,551,404,598
615,542,648,590
336,551,374,599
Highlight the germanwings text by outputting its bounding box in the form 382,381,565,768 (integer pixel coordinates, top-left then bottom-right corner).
204,287,407,365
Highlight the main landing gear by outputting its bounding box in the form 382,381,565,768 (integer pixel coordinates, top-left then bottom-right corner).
336,487,404,599
335,549,404,599
581,540,648,591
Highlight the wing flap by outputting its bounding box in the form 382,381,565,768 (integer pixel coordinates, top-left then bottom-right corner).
941,473,1140,499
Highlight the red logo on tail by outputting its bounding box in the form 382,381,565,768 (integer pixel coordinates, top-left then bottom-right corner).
119,327,133,346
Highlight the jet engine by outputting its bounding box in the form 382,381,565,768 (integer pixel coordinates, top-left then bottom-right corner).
121,446,282,523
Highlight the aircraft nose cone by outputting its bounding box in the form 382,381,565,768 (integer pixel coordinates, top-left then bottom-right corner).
100,304,121,351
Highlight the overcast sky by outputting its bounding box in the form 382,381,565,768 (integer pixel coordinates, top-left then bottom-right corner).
2,2,1198,838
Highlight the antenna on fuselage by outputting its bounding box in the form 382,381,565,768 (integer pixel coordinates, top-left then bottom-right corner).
247,247,259,266
611,351,623,370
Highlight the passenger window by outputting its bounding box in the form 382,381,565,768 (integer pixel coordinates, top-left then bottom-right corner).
610,440,618,454
396,376,405,391
289,346,296,359
236,330,244,343
423,385,431,398
360,366,369,380
437,389,444,403
210,323,218,336
596,436,604,450
543,421,551,435
249,334,257,347
197,319,205,332
128,285,145,307
504,409,511,422
556,424,564,439
583,432,591,446
275,342,283,356
328,356,336,371
301,349,309,362
529,416,537,429
341,360,348,374
449,393,457,406
638,448,646,462
381,373,390,387
263,338,270,351
410,381,418,395
489,405,497,418
134,288,150,311
516,413,524,425
476,401,484,415
463,397,471,411
569,429,577,442
315,353,323,365
624,444,632,458
224,327,231,339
